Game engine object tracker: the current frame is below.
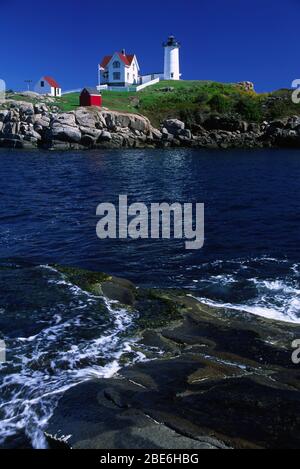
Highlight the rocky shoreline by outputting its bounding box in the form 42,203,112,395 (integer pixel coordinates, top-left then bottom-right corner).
44,267,300,450
1,99,300,151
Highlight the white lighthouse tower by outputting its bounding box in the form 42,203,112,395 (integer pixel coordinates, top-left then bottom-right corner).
163,35,181,81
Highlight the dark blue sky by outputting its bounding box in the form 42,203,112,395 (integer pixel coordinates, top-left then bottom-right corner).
1,0,299,92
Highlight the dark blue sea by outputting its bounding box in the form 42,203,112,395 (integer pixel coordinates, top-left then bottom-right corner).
0,147,299,447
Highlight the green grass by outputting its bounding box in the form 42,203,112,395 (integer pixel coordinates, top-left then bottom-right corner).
6,93,34,103
138,80,261,125
138,81,300,125
101,91,138,112
101,81,300,126
56,93,79,112
57,81,266,125
54,91,138,113
4,81,300,126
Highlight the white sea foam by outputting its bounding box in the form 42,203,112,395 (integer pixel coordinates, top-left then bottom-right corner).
0,266,147,449
251,278,300,295
206,274,237,285
191,295,300,324
187,258,300,324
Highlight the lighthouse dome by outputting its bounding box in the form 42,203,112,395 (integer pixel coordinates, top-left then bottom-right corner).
163,36,181,48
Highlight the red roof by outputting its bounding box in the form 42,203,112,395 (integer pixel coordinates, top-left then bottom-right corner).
44,76,60,88
100,55,112,68
100,52,135,69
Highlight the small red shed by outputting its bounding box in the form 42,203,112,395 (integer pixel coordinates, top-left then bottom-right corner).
80,88,102,107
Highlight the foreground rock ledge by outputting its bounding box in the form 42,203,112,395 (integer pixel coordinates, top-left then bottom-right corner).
44,267,300,450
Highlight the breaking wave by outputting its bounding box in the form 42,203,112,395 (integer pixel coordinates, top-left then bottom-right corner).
0,264,144,449
187,257,300,324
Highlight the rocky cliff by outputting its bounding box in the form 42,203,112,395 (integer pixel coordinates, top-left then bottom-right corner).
1,99,300,150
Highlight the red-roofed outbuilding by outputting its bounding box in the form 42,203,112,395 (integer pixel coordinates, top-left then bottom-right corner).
34,76,62,97
80,88,102,107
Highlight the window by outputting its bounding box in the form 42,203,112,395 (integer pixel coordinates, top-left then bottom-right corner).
127,72,130,81
113,61,120,69
113,72,121,81
41,81,45,87
171,73,174,78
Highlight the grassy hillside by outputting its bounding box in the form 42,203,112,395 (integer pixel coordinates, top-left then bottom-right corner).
5,81,300,127
58,81,300,126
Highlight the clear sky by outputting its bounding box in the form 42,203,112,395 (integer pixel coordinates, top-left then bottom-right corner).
1,0,299,92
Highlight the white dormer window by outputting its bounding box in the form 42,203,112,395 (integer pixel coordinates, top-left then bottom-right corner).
113,61,120,69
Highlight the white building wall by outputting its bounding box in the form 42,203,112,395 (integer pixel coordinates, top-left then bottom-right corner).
101,54,140,86
164,46,180,80
51,86,62,97
136,78,160,91
34,78,52,95
125,65,132,84
34,77,61,96
141,73,164,84
123,61,138,85
97,85,108,91
129,59,139,84
106,56,126,84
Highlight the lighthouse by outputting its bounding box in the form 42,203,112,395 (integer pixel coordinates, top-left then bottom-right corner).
163,35,181,81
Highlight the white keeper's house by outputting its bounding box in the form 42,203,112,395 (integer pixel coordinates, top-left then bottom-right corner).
98,36,181,92
99,50,140,87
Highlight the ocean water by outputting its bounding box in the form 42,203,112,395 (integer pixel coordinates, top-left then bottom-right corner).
0,147,300,447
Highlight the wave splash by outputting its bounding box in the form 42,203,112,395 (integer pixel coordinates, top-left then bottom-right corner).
188,257,300,324
0,265,143,449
